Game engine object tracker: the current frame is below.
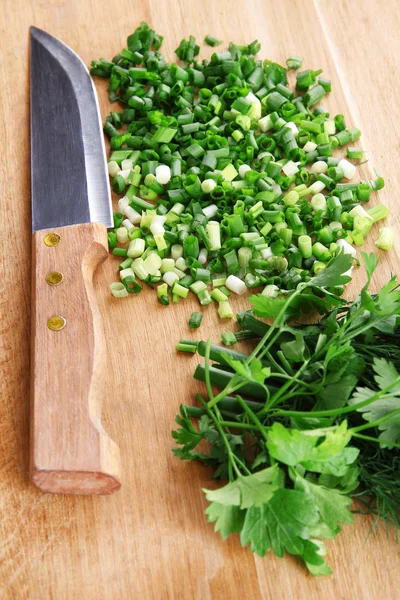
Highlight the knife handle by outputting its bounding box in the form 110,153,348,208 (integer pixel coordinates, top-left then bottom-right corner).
30,222,121,494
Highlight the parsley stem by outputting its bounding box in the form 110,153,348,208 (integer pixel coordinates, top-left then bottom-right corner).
274,377,400,418
203,338,215,403
351,409,400,433
352,432,400,449
220,421,260,431
235,395,269,441
199,396,242,479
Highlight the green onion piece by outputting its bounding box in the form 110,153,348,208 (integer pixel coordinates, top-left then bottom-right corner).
212,277,227,287
286,56,303,70
110,282,128,298
221,331,237,346
188,312,203,328
172,282,189,298
211,288,229,303
298,235,312,258
204,35,222,47
367,204,390,223
218,301,234,319
108,232,117,249
346,147,364,159
375,227,393,251
176,340,198,353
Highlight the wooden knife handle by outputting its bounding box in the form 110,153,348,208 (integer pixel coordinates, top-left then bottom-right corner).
30,222,121,494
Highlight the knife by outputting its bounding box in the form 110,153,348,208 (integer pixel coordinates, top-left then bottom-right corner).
30,27,121,494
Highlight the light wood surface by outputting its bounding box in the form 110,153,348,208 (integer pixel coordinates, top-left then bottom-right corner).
31,223,121,494
1,0,399,598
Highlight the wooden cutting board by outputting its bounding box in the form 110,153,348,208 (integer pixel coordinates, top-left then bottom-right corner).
1,0,399,597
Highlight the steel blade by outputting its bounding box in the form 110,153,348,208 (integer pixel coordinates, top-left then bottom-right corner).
30,27,112,231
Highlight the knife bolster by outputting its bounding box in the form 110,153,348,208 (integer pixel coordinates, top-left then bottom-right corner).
30,222,121,495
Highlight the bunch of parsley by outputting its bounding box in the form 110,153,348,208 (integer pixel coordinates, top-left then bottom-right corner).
172,252,400,575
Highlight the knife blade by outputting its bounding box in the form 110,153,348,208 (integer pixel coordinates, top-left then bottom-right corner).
30,27,120,495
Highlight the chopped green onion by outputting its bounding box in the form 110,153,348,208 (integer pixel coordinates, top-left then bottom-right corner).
188,312,203,328
110,282,129,298
221,331,237,346
204,35,222,47
375,227,393,251
286,56,303,70
218,301,234,319
176,340,198,353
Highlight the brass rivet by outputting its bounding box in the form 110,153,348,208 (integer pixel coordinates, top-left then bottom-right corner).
44,233,61,247
46,271,64,285
47,316,66,331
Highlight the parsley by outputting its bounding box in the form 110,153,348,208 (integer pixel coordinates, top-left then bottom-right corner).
172,253,400,574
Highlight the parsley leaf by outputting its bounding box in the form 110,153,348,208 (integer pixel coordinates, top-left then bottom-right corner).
240,489,319,558
349,358,400,447
303,540,333,576
373,357,400,393
172,405,203,450
294,474,354,531
203,465,281,509
205,503,245,540
309,252,353,289
267,422,358,476
221,354,271,386
249,295,288,320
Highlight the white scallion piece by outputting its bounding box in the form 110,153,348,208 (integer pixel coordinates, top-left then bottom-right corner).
155,164,171,185
161,258,175,273
119,169,131,183
122,218,134,231
238,164,251,179
198,248,208,265
107,161,120,177
329,221,343,230
118,196,130,212
120,267,135,281
175,257,188,271
324,120,336,136
170,203,185,215
282,160,299,176
308,181,326,194
260,247,273,260
303,141,318,152
310,193,327,211
144,253,162,275
202,204,218,219
337,238,357,258
121,159,134,171
311,161,328,174
127,238,145,258
123,206,141,224
226,275,246,295
206,221,221,251
348,205,373,221
171,244,183,260
261,284,279,298
150,222,165,236
258,114,273,132
110,282,128,298
338,159,356,180
201,178,217,194
163,271,179,287
116,227,129,244
246,91,262,120
286,122,299,137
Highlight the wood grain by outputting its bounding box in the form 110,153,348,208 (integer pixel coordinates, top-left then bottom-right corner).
0,0,399,598
31,223,121,494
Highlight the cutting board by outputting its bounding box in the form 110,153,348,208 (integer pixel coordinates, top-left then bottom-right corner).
1,0,399,598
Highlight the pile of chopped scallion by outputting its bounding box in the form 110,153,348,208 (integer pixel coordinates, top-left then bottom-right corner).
91,22,391,317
